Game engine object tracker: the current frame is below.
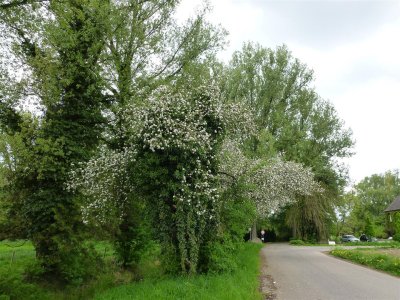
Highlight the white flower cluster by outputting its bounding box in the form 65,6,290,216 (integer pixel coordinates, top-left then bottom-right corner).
218,139,260,183
173,160,219,218
133,86,223,219
218,139,322,216
249,158,322,216
133,87,223,154
220,102,257,143
66,146,136,224
67,85,225,224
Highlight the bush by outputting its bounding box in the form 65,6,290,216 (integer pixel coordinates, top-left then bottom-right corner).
289,239,305,245
393,233,400,242
220,190,256,243
206,237,242,274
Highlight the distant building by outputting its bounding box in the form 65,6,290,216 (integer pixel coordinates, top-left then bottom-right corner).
385,196,400,224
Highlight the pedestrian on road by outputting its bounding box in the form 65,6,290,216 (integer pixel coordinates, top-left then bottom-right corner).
260,229,266,243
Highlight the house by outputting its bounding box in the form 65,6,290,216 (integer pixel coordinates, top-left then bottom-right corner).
384,196,400,213
385,196,400,223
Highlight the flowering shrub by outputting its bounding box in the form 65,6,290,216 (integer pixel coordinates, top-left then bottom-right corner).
132,86,224,274
218,139,321,216
66,146,136,226
68,85,224,273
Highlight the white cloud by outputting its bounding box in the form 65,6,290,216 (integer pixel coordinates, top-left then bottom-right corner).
290,18,400,182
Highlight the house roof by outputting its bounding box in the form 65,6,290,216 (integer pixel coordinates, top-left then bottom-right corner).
385,196,400,212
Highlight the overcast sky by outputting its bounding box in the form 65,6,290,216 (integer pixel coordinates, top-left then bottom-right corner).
177,0,400,185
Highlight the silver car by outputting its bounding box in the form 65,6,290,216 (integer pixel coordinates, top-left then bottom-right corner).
341,235,360,242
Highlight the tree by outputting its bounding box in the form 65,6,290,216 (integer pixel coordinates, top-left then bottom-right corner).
332,191,357,239
96,0,225,268
218,139,322,241
101,0,226,148
69,85,224,274
95,0,225,270
286,191,334,241
222,43,354,240
349,170,400,237
1,0,227,278
223,43,353,190
1,0,110,282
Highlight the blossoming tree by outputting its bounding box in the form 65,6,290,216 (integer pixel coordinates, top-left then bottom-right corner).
69,85,224,273
69,83,321,271
218,139,322,241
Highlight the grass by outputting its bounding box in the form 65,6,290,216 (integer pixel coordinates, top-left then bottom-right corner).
330,246,400,277
94,243,264,300
0,241,263,300
289,239,400,247
0,240,49,300
337,241,400,247
0,240,120,300
289,240,333,246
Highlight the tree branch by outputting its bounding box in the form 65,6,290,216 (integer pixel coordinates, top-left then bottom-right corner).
0,0,47,9
218,171,237,182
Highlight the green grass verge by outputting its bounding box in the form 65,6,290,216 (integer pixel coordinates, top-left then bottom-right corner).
289,240,332,246
0,240,118,300
338,241,400,247
289,240,400,247
330,247,400,277
1,241,263,300
0,240,49,300
94,243,264,300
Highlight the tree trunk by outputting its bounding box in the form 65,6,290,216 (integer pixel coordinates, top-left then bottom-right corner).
250,221,261,243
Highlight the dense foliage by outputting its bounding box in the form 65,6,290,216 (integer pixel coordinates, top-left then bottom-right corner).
0,0,354,291
334,170,400,239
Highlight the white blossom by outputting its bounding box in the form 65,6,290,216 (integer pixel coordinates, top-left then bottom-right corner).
218,139,322,216
66,145,136,224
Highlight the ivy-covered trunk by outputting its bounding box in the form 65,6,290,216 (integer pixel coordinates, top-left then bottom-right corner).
133,88,223,274
4,1,109,282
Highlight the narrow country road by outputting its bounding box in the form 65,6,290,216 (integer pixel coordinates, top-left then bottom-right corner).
261,243,400,300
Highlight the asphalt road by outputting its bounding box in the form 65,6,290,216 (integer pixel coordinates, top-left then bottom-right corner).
261,243,400,300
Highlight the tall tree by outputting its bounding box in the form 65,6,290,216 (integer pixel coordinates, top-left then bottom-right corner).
223,43,353,189
92,0,225,268
1,0,226,277
350,170,400,237
222,43,354,240
1,0,109,282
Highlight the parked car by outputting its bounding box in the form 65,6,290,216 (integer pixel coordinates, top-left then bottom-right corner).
360,234,377,242
341,235,360,242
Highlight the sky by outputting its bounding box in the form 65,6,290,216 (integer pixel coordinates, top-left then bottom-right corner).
177,0,400,185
